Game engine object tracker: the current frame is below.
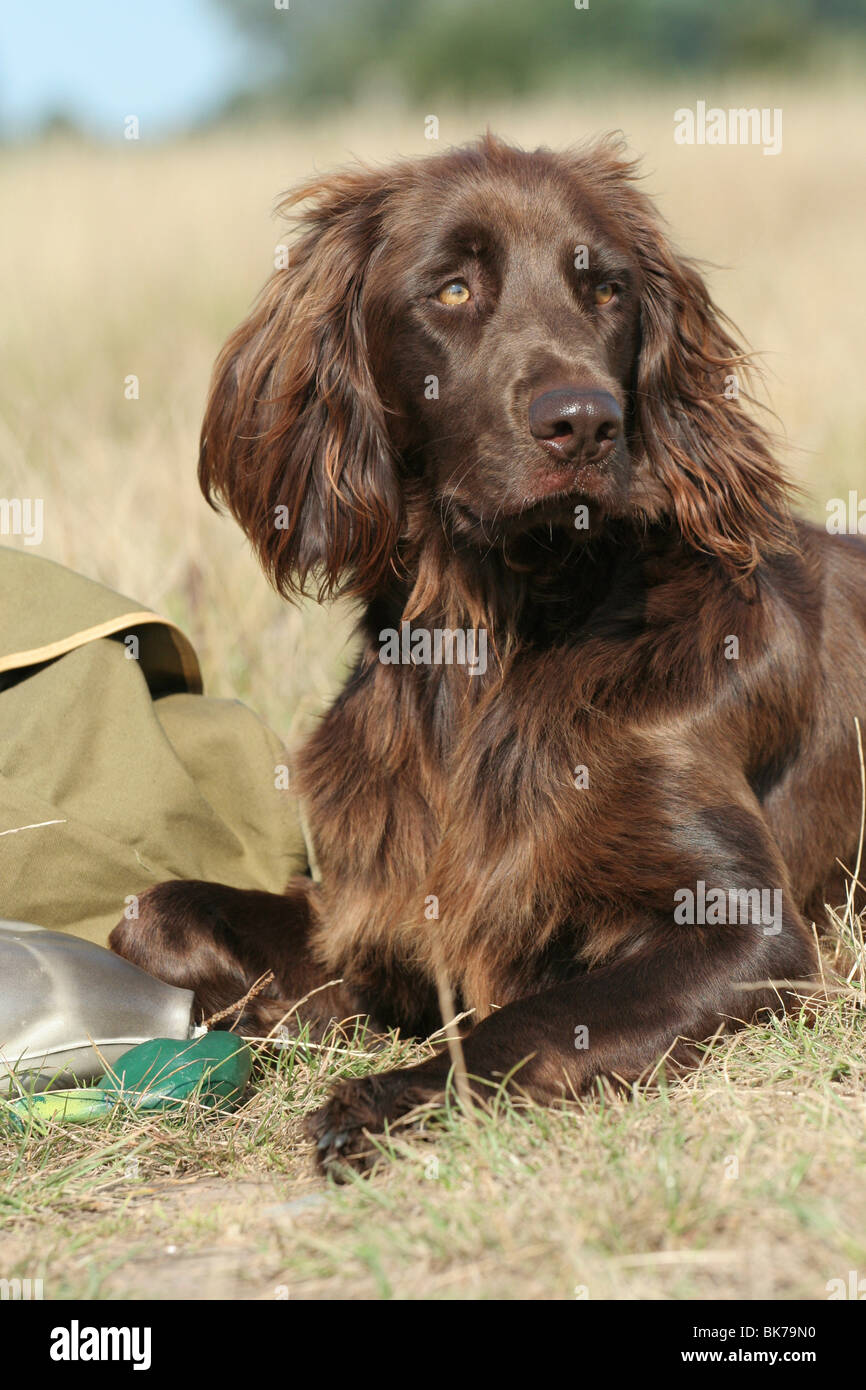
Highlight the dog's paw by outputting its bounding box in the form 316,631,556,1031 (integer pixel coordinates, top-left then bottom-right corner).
306,1069,442,1177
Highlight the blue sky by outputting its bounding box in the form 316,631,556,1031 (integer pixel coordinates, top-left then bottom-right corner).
0,0,254,136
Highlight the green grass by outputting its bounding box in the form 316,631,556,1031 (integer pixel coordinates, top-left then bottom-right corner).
1,953,863,1300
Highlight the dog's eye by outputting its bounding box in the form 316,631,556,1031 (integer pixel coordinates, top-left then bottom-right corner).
436,279,471,306
593,282,616,306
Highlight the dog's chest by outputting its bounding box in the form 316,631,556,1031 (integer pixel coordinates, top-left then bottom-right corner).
302,651,611,1016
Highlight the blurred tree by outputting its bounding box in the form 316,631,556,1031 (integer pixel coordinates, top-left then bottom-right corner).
215,0,866,115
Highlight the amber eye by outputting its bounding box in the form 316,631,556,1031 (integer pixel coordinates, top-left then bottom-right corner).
594,282,616,306
436,279,471,306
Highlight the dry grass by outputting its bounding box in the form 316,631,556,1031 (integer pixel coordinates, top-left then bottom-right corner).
1,79,865,1300
1,976,864,1300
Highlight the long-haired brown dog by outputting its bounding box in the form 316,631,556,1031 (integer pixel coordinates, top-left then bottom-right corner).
111,135,866,1172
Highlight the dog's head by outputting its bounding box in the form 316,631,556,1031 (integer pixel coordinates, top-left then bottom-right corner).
199,135,791,600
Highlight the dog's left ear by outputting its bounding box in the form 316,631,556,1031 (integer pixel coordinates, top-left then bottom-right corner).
199,165,400,600
579,143,794,577
632,216,794,576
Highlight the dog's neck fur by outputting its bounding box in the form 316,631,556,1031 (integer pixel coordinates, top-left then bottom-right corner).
377,514,657,653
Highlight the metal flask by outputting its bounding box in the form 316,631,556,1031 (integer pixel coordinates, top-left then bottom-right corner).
0,920,196,1094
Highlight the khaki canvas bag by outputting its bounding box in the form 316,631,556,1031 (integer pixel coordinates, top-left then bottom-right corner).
0,547,305,945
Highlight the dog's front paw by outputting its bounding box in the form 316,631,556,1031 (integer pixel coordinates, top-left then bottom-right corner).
306,1068,442,1177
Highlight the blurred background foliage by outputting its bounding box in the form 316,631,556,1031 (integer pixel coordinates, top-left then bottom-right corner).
218,0,866,118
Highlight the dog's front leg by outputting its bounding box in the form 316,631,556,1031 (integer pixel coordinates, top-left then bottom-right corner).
110,878,359,1036
308,908,817,1173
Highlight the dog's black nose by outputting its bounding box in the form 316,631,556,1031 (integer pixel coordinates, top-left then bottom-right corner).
529,388,622,463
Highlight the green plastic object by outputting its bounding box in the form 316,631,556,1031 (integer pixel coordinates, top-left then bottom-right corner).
5,1088,116,1130
2,1033,251,1132
99,1033,251,1110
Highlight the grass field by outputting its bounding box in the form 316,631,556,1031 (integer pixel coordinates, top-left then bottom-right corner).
1,79,865,1301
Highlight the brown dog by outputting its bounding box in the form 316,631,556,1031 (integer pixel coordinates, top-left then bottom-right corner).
111,136,866,1171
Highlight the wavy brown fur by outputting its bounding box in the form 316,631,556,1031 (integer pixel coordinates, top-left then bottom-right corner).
113,136,866,1173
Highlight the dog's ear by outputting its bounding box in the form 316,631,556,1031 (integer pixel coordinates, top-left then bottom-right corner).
634,228,793,575
199,166,400,600
584,144,793,577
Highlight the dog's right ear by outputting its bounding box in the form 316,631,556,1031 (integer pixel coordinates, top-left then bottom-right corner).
199,166,400,600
